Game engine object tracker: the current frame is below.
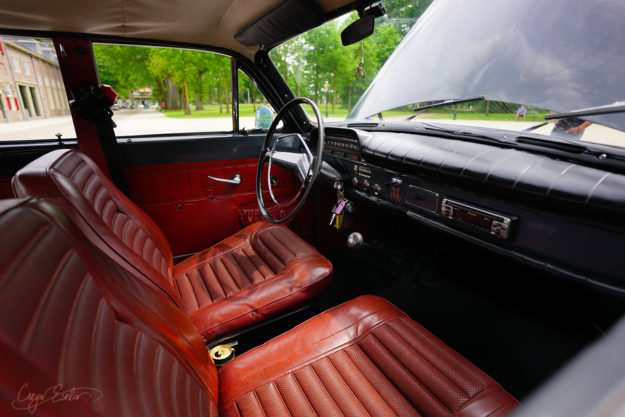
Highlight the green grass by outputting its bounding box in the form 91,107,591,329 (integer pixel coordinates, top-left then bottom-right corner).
162,103,266,119
162,103,548,122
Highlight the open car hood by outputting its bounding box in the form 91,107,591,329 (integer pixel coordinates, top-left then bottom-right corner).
349,0,625,132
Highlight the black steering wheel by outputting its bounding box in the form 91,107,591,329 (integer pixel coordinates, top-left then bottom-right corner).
256,97,324,223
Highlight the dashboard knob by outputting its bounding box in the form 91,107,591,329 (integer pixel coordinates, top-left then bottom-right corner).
346,232,364,250
371,184,381,196
361,179,370,191
351,176,359,187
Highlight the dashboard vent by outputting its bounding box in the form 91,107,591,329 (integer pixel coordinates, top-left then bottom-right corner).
347,122,379,129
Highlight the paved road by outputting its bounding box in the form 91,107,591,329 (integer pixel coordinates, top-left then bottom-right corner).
2,109,624,148
0,109,257,141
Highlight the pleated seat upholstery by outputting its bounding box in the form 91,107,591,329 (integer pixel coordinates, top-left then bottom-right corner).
173,221,335,340
0,198,518,417
12,149,332,341
219,295,518,417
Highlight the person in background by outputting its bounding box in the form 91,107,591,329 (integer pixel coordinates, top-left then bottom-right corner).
515,105,527,121
551,116,592,139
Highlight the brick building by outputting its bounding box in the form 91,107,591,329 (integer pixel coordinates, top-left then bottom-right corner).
0,37,70,123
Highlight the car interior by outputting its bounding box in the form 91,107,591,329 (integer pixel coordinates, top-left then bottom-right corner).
1,0,625,416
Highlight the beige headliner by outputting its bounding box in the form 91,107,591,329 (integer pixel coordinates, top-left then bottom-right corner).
0,0,352,60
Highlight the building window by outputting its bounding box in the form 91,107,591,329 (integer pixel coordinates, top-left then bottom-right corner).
44,77,49,86
24,61,31,76
12,57,20,73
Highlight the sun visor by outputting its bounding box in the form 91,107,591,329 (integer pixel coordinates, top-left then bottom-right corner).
235,0,325,48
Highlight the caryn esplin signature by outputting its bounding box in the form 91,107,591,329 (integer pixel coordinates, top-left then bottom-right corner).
11,383,104,414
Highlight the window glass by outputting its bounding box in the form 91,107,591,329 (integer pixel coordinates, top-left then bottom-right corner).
237,70,273,132
11,57,20,73
93,43,232,136
0,36,76,141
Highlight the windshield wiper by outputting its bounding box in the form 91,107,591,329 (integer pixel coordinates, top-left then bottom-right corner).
404,96,485,121
545,101,625,120
521,121,550,132
418,123,506,143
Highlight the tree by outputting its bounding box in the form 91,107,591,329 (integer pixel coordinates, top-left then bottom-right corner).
93,44,151,98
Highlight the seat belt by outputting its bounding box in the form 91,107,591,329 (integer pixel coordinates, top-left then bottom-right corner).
69,82,130,196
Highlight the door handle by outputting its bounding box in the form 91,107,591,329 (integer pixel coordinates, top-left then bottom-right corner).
207,174,242,185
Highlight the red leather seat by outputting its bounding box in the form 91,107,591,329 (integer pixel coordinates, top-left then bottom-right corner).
0,198,517,417
219,295,518,417
12,149,332,341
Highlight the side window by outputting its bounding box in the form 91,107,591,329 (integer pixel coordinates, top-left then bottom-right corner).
237,69,273,132
0,35,75,141
93,44,233,136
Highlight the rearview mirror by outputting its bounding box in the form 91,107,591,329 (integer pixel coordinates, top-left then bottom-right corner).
341,15,375,46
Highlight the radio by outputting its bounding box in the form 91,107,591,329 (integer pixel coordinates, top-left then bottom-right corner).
441,198,514,240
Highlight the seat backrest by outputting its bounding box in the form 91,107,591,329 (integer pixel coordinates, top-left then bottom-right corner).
0,198,218,417
12,150,175,293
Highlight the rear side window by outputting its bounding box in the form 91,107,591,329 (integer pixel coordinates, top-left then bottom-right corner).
0,35,76,141
94,43,235,136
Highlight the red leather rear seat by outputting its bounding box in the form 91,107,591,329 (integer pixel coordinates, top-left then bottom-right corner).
0,198,517,417
12,149,332,341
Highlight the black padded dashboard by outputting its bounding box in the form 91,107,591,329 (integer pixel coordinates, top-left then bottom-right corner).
319,126,625,294
359,130,625,213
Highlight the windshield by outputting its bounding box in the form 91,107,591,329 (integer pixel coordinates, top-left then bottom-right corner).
270,0,625,150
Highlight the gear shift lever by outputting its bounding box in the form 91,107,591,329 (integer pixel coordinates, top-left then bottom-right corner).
346,232,364,250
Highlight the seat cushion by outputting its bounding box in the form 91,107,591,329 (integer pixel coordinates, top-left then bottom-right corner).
173,221,332,341
13,149,333,342
0,198,219,417
219,295,518,417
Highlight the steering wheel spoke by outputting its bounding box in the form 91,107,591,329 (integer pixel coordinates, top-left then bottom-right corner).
256,98,325,223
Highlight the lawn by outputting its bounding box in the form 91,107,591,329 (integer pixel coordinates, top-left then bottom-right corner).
162,103,548,122
162,103,264,119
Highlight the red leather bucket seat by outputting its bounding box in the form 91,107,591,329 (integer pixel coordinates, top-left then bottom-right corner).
12,149,332,341
0,198,517,417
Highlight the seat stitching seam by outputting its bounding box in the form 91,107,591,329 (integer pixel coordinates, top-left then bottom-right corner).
195,267,213,305
338,348,398,417
197,271,330,335
326,354,372,417
207,261,227,300
391,320,486,390
58,271,91,382
369,331,453,414
174,240,249,273
268,229,297,258
241,246,268,279
243,245,275,279
184,273,201,311
20,248,75,351
229,250,254,286
233,401,243,417
252,390,268,417
309,362,346,416
271,381,292,416
292,371,322,417
220,317,408,412
255,235,285,270
351,343,417,417
384,323,472,398
216,310,400,398
218,257,241,292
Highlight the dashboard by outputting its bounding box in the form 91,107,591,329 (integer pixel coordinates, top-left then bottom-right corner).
319,126,625,294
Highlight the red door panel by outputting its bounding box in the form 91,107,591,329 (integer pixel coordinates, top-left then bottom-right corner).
125,158,302,256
